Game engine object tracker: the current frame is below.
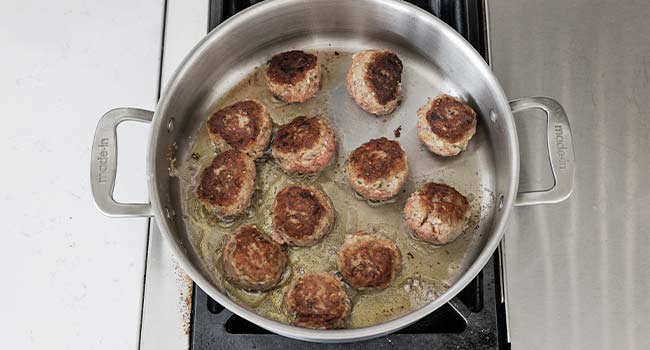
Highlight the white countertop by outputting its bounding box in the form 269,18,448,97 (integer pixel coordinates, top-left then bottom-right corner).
1,1,164,348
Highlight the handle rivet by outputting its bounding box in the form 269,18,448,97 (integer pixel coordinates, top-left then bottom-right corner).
164,206,174,219
167,118,175,133
489,109,497,123
497,194,504,211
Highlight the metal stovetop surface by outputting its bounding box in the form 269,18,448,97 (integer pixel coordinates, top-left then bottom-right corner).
489,0,650,349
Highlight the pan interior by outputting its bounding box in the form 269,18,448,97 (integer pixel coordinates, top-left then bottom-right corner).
165,34,497,329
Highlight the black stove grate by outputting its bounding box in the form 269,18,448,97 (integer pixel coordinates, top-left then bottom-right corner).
192,1,504,349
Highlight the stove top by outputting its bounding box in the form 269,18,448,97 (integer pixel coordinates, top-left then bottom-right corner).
186,1,507,349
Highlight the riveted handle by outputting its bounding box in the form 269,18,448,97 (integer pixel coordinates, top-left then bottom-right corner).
510,97,575,206
90,108,154,217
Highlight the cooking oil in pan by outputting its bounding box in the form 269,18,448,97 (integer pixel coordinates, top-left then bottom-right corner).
176,51,486,328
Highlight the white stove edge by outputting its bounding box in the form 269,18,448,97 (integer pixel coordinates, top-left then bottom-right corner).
139,1,209,349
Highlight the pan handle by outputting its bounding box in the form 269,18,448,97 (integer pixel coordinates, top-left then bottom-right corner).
90,108,155,217
510,97,575,206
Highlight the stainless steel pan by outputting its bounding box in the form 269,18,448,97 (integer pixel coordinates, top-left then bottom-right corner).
90,0,575,342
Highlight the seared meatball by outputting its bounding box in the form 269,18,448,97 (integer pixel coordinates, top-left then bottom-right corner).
346,137,408,201
272,185,335,247
196,150,255,219
271,116,336,173
221,226,288,292
404,182,471,245
207,100,272,159
346,49,403,115
266,50,321,103
337,231,402,290
417,94,477,157
285,272,351,329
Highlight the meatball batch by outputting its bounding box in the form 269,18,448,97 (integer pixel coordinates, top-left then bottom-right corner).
417,94,477,157
404,182,471,245
197,149,255,219
207,99,272,159
193,47,485,330
221,225,288,292
272,185,335,247
284,272,352,329
346,137,408,201
337,231,402,290
266,50,321,103
346,49,403,115
271,116,336,174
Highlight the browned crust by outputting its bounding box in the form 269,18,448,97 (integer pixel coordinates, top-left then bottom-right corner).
266,51,318,85
207,100,267,150
273,186,325,242
425,95,477,142
419,182,469,220
337,231,402,290
222,226,287,291
365,51,403,105
348,137,407,181
285,272,351,329
196,150,253,208
272,116,322,153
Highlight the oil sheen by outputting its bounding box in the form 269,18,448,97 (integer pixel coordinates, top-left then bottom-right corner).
176,51,484,328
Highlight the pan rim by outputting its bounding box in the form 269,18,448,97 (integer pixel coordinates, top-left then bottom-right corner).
147,0,519,342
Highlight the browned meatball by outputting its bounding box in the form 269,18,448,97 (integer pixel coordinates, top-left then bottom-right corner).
416,94,477,157
271,116,336,173
221,226,288,291
196,150,255,219
266,50,321,103
346,137,408,201
207,99,272,159
285,272,351,329
272,185,335,247
404,182,471,245
346,49,403,115
337,231,402,290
